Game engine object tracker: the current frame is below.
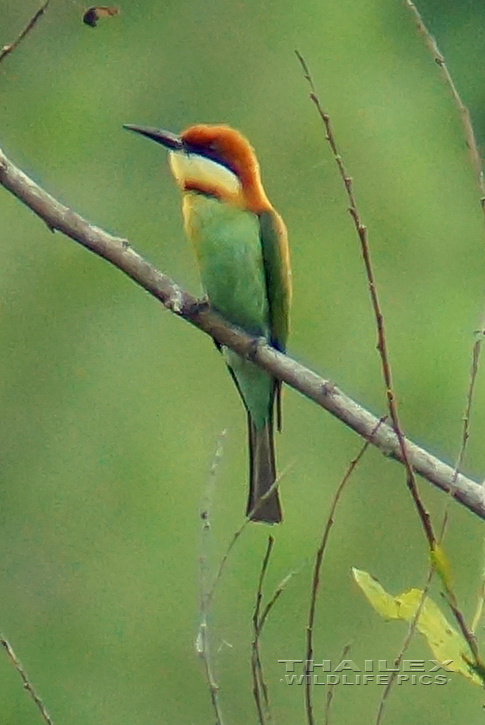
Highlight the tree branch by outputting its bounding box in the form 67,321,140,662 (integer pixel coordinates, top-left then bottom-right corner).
0,2,50,65
1,144,485,520
296,49,436,549
1,634,54,725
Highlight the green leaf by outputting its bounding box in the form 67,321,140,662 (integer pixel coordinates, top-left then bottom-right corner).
352,568,484,687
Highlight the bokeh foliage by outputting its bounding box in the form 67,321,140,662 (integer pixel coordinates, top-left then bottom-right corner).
2,1,485,723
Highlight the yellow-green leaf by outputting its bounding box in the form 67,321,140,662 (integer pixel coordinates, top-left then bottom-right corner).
352,568,483,687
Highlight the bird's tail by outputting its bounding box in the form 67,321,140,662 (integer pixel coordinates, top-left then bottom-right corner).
246,414,282,524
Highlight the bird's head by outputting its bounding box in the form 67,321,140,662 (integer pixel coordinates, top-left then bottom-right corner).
124,123,271,212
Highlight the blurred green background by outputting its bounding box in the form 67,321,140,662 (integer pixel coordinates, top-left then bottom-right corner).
2,0,485,722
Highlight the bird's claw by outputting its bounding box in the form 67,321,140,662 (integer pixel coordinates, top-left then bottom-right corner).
185,296,210,316
247,336,265,361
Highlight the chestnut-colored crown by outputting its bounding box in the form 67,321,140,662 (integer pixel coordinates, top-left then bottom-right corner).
181,124,272,212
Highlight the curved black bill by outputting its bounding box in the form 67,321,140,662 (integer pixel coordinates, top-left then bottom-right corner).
123,124,183,151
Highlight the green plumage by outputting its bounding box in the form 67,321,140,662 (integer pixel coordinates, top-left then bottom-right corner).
123,122,290,522
185,193,283,522
187,194,269,343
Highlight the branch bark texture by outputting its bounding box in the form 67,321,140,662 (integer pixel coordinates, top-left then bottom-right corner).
1,144,485,520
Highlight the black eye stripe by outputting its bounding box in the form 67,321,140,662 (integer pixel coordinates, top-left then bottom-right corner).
183,143,239,178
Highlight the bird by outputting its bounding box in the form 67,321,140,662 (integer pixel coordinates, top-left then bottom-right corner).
124,122,291,523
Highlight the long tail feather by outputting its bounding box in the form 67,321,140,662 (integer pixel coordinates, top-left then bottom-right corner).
246,414,282,523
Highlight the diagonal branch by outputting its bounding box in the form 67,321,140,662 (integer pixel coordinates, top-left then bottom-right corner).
305,418,384,725
1,144,485,520
403,1,485,490
0,2,50,65
1,634,54,725
404,0,485,204
296,49,435,549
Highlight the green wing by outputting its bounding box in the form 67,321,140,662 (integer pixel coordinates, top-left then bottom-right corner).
258,209,291,353
258,209,291,430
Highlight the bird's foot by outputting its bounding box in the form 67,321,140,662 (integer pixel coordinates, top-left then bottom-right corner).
247,336,266,361
185,295,210,317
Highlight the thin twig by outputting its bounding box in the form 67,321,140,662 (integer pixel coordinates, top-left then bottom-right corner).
436,497,480,666
471,580,485,635
296,49,435,551
324,642,351,725
438,335,483,542
251,536,275,725
0,634,54,725
196,431,227,725
202,471,292,725
374,566,434,725
401,4,485,666
439,335,482,561
199,429,227,553
251,545,300,725
376,478,467,722
403,0,485,205
258,569,298,633
375,482,454,724
1,146,485,520
404,9,485,597
296,44,484,688
205,465,291,613
444,578,480,662
195,622,224,725
404,4,485,572
404,0,485,495
304,417,384,725
0,1,50,65
375,490,457,724
453,333,482,481
471,540,485,634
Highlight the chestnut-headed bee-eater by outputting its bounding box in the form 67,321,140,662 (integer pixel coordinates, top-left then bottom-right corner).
124,123,291,523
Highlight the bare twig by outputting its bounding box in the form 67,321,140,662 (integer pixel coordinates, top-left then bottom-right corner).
200,472,293,725
324,642,351,725
304,418,384,725
404,0,484,495
1,146,485,520
375,567,434,725
200,477,293,725
0,2,50,65
402,3,485,668
471,541,485,634
444,577,480,663
376,483,475,722
403,0,485,205
196,431,227,725
251,536,274,725
195,622,224,725
454,336,481,481
0,634,54,725
296,49,435,551
258,568,297,633
471,580,485,635
296,45,484,684
205,465,291,613
439,335,482,551
251,540,299,725
199,429,227,548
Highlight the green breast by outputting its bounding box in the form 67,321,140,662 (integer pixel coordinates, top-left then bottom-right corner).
185,193,269,337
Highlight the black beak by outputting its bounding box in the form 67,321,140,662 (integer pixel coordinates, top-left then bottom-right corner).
123,124,184,151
